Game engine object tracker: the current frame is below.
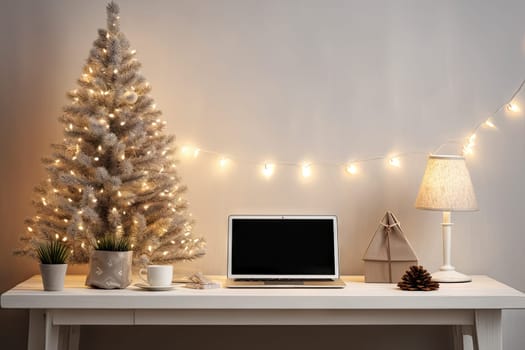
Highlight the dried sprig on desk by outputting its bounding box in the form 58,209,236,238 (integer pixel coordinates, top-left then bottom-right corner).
185,272,220,289
398,265,439,291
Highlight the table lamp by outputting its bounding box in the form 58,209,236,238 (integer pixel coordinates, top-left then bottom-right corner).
415,155,478,283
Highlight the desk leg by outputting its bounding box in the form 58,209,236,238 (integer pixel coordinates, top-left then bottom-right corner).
44,311,60,350
58,326,80,350
452,326,475,350
474,310,502,350
28,310,45,350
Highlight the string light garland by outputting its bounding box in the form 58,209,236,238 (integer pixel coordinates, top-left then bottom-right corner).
176,78,525,180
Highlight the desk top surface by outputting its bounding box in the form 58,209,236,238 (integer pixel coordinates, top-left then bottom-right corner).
2,275,524,310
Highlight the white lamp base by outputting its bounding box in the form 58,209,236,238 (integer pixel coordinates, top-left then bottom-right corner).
431,269,472,283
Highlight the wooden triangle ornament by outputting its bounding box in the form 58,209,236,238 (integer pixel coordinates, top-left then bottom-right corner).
363,211,418,283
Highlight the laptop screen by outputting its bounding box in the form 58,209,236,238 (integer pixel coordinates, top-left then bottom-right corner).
228,216,339,279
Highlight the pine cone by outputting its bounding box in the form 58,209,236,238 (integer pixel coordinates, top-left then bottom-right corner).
397,265,439,291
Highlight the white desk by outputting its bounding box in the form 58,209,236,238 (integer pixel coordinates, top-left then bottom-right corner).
2,275,524,350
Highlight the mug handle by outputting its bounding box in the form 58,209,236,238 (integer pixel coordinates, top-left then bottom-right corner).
139,268,148,283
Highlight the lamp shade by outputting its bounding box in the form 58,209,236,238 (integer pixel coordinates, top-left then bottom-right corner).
415,155,478,211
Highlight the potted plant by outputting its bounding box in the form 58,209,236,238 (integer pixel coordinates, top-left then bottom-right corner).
85,236,133,289
37,240,70,291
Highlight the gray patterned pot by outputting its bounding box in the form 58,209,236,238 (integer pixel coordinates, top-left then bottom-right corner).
85,250,132,289
40,264,67,291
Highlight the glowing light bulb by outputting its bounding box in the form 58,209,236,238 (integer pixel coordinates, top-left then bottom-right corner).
463,144,474,156
507,102,520,113
55,234,59,240
389,157,401,168
131,49,137,55
88,67,93,74
301,163,312,178
219,157,229,168
193,148,200,158
117,191,122,197
346,163,358,175
484,119,496,128
469,134,477,144
262,163,275,178
27,227,33,232
113,69,118,74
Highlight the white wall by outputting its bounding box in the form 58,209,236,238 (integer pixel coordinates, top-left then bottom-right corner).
1,0,524,349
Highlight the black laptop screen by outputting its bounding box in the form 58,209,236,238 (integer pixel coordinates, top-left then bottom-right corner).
230,217,336,276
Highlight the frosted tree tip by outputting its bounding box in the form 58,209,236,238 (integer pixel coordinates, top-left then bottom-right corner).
107,1,120,15
106,2,120,31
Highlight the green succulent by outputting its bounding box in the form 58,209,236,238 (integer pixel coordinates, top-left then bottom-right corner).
36,241,70,264
94,236,131,251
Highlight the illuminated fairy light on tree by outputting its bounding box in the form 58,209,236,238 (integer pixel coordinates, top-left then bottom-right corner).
16,2,205,265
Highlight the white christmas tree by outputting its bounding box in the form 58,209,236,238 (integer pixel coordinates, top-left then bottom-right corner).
16,2,205,265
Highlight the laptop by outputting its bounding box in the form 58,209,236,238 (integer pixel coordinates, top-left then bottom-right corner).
225,215,346,288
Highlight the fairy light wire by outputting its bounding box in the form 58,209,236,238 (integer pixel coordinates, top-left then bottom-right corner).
179,78,524,176
433,77,525,155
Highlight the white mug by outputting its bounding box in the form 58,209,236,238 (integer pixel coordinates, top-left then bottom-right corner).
139,265,173,287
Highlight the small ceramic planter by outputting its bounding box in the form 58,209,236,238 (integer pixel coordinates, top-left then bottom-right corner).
39,264,68,291
86,250,133,289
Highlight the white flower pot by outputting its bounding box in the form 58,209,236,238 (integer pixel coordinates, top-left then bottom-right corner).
85,250,133,289
39,264,68,291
